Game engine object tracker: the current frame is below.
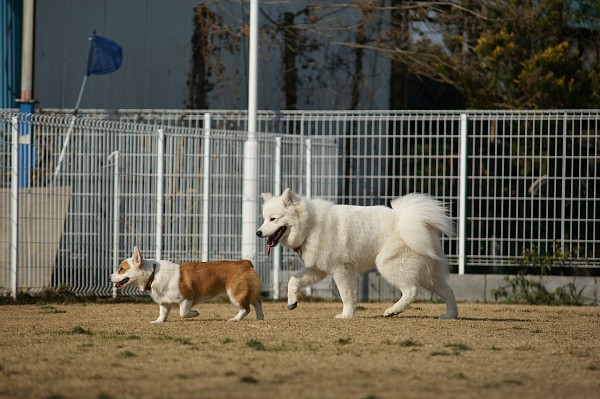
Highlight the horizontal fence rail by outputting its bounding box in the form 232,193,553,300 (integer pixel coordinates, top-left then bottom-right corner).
1,109,598,299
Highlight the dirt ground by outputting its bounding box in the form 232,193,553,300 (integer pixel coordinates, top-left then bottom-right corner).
0,301,598,399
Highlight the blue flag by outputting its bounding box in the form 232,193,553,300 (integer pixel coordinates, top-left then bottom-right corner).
86,32,122,76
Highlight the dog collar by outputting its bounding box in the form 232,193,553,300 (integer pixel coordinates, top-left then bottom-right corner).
293,246,302,258
144,263,157,291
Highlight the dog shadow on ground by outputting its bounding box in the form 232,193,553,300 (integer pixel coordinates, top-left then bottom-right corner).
364,314,532,323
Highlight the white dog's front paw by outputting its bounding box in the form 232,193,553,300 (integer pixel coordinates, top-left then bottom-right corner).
150,319,165,324
383,308,399,317
334,313,353,319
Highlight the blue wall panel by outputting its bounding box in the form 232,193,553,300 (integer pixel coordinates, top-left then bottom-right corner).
0,0,22,108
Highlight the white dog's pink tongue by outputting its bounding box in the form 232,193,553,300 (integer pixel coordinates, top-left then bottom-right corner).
266,244,272,257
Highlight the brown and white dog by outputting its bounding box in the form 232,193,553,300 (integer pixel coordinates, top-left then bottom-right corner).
110,247,264,323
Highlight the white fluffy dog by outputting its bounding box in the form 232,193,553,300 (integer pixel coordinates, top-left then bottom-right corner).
256,188,458,319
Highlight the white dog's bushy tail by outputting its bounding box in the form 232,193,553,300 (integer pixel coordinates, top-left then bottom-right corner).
390,193,454,260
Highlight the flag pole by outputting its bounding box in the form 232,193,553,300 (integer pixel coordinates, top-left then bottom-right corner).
52,31,122,185
74,74,88,111
52,74,87,185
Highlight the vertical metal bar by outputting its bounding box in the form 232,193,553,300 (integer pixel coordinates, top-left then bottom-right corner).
306,138,312,199
305,138,312,296
458,113,468,275
156,128,164,261
11,116,19,299
273,137,282,300
560,112,568,252
202,113,211,262
17,104,34,187
242,0,259,263
20,0,34,101
109,151,120,298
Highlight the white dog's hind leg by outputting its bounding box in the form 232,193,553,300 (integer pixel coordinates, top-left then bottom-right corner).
383,285,417,317
428,279,458,319
332,267,358,319
287,268,327,310
377,259,420,317
151,304,172,323
179,299,199,318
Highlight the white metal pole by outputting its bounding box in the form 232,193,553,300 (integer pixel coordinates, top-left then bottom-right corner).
11,117,19,299
108,151,120,298
305,139,312,199
241,0,259,262
458,113,468,275
305,138,312,296
53,116,77,184
74,75,88,112
20,0,34,100
560,112,568,252
156,128,164,261
247,0,258,140
274,137,282,196
202,113,211,262
273,137,282,300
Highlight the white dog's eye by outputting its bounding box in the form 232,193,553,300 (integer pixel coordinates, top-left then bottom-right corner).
270,217,277,222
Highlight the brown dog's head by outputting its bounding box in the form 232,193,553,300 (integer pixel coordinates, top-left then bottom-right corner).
110,246,145,289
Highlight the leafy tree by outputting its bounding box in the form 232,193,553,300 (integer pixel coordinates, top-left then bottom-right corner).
384,0,600,108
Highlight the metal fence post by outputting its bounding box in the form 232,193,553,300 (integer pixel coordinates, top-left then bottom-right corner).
108,151,120,298
306,138,312,199
273,137,282,300
459,113,468,275
560,112,568,252
305,138,312,296
202,113,211,262
241,0,259,264
11,116,19,299
156,128,164,261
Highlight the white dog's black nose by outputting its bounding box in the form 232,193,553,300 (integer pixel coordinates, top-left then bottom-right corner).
256,230,263,237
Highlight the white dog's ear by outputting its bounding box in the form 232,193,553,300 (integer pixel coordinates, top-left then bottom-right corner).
261,192,272,202
132,246,142,268
281,188,297,207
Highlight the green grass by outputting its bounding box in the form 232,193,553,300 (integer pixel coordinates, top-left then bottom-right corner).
431,350,452,356
39,305,66,314
240,375,258,383
446,343,470,354
49,326,92,336
70,326,93,335
157,335,194,346
400,339,422,347
101,330,141,340
246,339,266,351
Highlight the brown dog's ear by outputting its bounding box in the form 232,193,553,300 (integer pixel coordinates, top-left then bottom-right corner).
281,188,297,207
261,192,273,202
132,246,143,268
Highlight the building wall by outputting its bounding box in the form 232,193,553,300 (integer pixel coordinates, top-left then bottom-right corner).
32,0,390,110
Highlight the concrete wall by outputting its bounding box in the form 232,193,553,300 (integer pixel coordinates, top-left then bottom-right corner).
417,274,599,305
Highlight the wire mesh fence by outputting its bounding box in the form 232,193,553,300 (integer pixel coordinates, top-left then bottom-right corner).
1,109,598,299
